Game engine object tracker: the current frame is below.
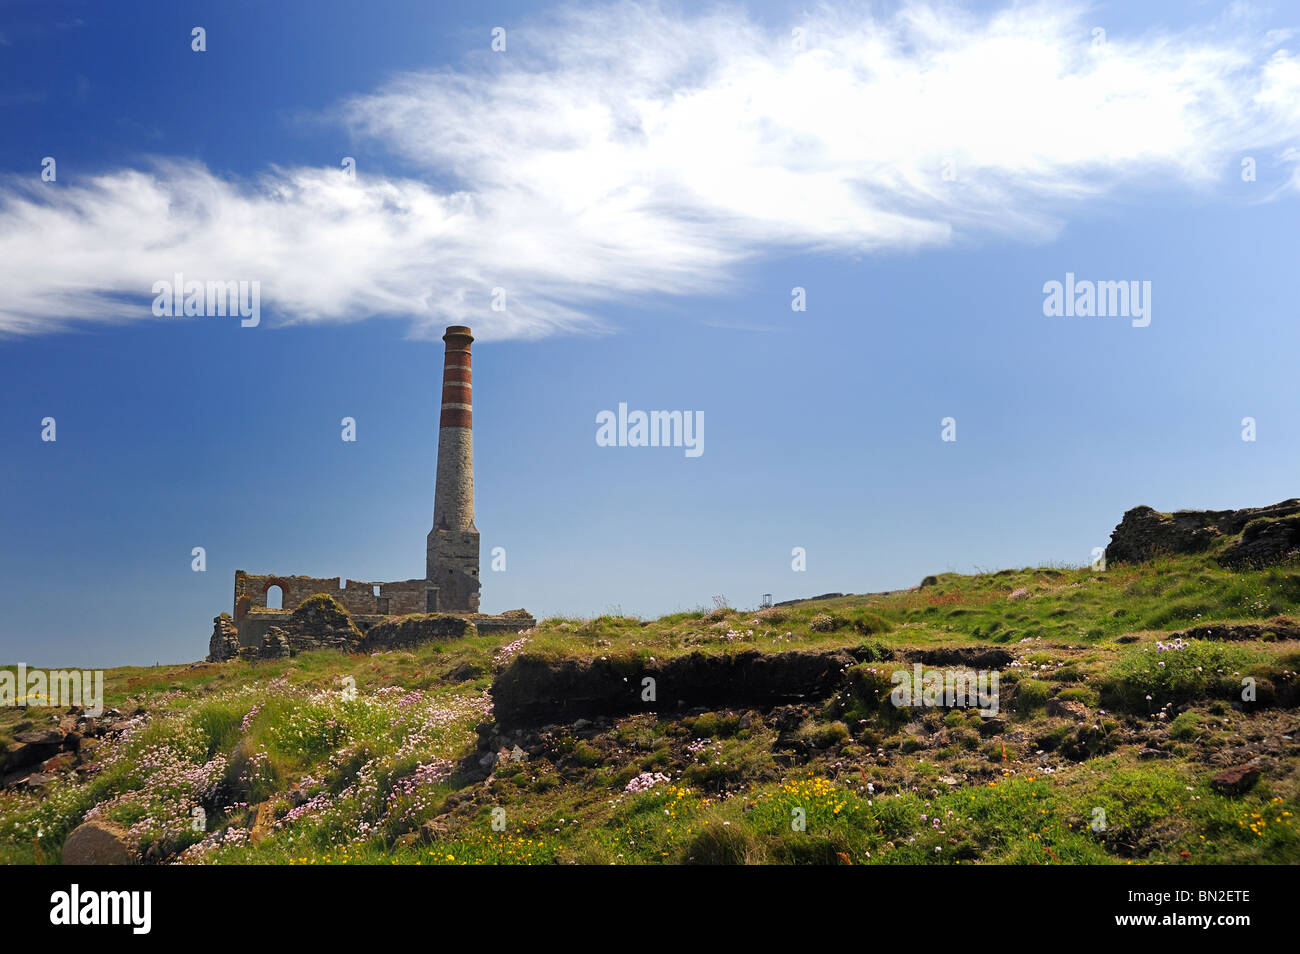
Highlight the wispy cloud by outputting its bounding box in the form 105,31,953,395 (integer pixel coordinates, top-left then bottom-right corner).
3,2,1298,338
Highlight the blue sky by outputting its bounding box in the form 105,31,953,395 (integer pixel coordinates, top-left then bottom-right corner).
1,0,1298,667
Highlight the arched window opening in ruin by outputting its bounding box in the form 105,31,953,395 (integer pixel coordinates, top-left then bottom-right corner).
266,585,284,610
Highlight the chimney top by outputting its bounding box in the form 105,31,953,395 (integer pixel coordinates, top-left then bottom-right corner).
443,325,473,342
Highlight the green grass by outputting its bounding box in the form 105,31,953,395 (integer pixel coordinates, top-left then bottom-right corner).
2,550,1297,865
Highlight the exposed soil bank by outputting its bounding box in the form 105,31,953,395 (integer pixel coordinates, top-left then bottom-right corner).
492,649,861,728
1169,618,1300,642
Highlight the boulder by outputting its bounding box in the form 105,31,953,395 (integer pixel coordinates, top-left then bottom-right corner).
1211,764,1261,796
62,819,135,865
1046,698,1090,720
420,817,453,843
250,801,277,845
15,727,64,746
42,752,76,774
4,767,51,791
2,730,64,772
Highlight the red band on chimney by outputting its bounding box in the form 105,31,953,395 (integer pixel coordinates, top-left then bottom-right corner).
440,326,474,429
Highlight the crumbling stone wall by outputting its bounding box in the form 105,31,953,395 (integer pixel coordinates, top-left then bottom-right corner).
234,571,427,619
1105,498,1300,565
466,609,536,636
234,610,287,651
217,594,362,660
207,614,240,662
359,614,477,652
281,594,364,653
208,594,521,661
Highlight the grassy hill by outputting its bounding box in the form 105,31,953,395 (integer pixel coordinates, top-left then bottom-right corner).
2,551,1298,865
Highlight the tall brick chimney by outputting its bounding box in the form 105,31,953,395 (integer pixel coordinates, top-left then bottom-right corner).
426,325,480,613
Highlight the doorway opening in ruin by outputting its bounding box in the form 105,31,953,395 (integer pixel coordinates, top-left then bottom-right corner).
266,584,284,610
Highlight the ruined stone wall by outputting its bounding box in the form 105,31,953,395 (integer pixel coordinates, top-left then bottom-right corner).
234,571,427,619
466,609,535,636
359,614,476,651
231,607,532,655
208,614,240,661
375,580,429,616
235,610,286,650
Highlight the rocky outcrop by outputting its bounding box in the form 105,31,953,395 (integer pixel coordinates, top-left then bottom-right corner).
4,726,75,790
359,614,477,651
492,649,859,728
1220,513,1300,569
62,819,136,865
207,614,240,662
2,707,134,790
5,728,64,768
1105,499,1300,565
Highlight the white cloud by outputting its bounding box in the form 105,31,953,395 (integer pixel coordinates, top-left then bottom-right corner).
3,1,1299,338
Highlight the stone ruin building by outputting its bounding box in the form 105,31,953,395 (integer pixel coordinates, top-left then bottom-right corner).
208,325,534,661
